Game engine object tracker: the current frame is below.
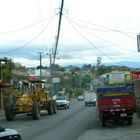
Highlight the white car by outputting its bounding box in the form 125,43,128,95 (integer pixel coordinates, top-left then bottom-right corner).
77,95,84,101
56,96,70,109
0,125,22,140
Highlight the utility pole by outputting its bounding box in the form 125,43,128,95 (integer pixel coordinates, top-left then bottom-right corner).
37,52,44,81
48,53,53,94
53,0,64,65
49,0,64,95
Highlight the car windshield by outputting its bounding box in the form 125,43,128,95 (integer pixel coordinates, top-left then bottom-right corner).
56,96,66,100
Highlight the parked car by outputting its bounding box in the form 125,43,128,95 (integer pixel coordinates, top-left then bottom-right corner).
56,95,70,109
77,95,84,101
84,92,96,106
0,125,22,140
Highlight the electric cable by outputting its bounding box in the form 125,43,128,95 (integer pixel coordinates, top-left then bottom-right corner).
68,16,137,40
0,15,55,54
64,16,127,67
36,0,48,52
66,15,137,55
0,16,52,35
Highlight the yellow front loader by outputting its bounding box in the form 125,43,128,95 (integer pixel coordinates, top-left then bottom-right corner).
5,80,57,121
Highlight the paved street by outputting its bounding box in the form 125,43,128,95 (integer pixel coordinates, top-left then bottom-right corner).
0,100,96,140
0,100,140,140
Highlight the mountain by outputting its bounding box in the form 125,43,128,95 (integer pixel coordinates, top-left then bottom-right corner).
64,61,140,68
104,61,140,68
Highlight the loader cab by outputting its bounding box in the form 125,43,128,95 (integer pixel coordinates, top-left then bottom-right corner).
12,80,36,95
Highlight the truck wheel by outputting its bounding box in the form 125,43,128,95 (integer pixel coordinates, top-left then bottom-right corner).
47,101,54,115
127,117,132,125
31,102,40,120
5,103,15,121
85,102,87,106
102,118,107,127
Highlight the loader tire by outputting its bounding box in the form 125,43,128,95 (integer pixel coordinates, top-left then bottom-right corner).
31,102,40,120
5,103,15,121
47,101,54,115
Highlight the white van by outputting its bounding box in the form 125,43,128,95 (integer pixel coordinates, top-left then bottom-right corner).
84,92,96,106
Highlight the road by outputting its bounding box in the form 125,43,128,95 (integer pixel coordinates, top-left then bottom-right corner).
1,100,140,140
0,100,97,140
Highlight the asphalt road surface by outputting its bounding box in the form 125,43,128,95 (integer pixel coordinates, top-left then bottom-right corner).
1,100,140,140
0,100,97,140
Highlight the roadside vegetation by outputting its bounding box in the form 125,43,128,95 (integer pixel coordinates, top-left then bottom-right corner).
1,57,131,98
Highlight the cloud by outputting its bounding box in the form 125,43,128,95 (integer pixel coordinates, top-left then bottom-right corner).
0,0,140,68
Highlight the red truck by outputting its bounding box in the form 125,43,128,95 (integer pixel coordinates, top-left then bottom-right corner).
97,86,136,127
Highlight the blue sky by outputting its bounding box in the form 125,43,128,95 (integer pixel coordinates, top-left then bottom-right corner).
0,0,140,67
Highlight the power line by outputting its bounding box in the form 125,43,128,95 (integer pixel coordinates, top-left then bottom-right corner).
0,16,55,54
68,16,137,39
66,15,137,55
36,0,47,51
0,16,53,35
65,16,125,66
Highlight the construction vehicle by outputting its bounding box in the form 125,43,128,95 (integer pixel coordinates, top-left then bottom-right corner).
97,86,136,127
5,80,57,121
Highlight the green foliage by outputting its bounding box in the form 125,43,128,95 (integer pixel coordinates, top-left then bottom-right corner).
69,72,80,88
96,65,130,76
82,64,92,70
81,75,92,88
36,65,44,69
0,58,13,83
66,87,83,97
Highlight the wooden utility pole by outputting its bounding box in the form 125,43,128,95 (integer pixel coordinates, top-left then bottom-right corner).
37,52,44,81
53,0,64,65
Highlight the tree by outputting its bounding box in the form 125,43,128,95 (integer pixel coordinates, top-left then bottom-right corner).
69,72,80,88
0,58,13,83
81,75,92,88
82,64,92,70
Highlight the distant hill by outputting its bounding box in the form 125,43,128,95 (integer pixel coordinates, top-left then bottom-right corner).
28,61,140,69
63,61,140,68
104,61,140,68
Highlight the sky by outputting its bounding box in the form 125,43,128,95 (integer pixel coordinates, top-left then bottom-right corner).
0,0,140,68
